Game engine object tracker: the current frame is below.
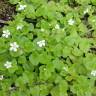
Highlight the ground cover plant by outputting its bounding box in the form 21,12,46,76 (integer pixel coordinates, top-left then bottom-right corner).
0,0,96,96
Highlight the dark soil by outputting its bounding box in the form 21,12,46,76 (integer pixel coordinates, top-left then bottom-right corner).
0,0,16,27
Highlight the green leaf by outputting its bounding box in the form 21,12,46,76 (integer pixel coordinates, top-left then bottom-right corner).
0,38,8,54
91,0,96,5
52,58,64,71
18,55,27,64
8,59,18,73
30,86,40,96
79,39,91,53
59,80,68,96
39,52,52,64
29,52,39,65
51,86,60,96
9,0,20,4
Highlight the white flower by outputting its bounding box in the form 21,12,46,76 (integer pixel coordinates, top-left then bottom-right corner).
16,25,23,30
4,61,12,69
91,70,96,76
37,40,45,47
2,29,10,38
0,75,3,80
84,8,88,14
9,42,19,52
68,19,75,25
18,4,27,11
55,24,60,29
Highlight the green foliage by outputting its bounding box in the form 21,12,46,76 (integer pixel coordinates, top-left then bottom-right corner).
0,0,96,96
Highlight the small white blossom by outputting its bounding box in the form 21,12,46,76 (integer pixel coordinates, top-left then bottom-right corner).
4,61,12,69
16,25,23,30
18,4,27,11
2,30,10,38
0,75,3,80
37,40,45,47
9,42,19,52
91,70,96,76
55,24,60,29
68,19,75,25
84,8,88,14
